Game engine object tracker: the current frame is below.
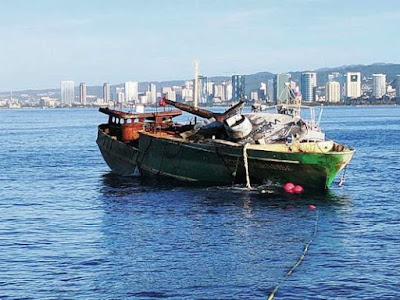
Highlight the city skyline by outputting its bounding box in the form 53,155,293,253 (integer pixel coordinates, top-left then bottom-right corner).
1,0,400,91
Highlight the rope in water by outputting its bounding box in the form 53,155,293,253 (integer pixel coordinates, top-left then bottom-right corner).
243,143,251,189
338,166,348,186
267,209,320,300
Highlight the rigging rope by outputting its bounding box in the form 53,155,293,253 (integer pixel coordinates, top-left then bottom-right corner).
267,209,320,300
243,143,251,189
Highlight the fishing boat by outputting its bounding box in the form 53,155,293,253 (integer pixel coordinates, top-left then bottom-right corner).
97,99,354,190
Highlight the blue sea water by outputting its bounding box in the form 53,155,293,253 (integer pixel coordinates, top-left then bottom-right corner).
0,106,399,299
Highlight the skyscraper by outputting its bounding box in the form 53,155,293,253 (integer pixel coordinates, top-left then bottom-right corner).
79,82,86,105
274,73,291,104
372,74,386,99
103,83,110,103
148,83,157,104
326,81,340,103
232,75,245,101
301,72,317,102
207,81,215,101
345,72,361,99
116,87,124,103
224,81,233,101
328,72,344,98
267,79,274,102
124,81,138,102
60,81,74,105
260,82,267,100
197,75,208,104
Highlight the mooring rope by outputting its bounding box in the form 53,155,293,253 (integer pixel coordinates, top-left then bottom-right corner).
338,166,348,186
267,209,320,300
243,143,251,189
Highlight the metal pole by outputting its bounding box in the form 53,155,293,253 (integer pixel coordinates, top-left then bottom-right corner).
194,60,199,108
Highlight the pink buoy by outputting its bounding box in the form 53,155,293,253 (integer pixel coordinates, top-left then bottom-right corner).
293,185,304,194
283,182,295,193
308,205,317,210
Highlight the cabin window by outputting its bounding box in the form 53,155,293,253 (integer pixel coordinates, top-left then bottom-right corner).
127,119,132,124
112,117,115,123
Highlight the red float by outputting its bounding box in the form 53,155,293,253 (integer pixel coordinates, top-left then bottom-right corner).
293,185,304,194
308,205,317,210
283,182,295,193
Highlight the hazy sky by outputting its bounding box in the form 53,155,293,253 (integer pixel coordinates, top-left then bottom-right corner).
1,0,399,91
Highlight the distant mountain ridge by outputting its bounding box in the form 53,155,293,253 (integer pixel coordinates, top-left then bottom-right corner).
3,63,400,98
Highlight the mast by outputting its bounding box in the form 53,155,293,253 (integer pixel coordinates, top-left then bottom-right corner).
194,60,199,108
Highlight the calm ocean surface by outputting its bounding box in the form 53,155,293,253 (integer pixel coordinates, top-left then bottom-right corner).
0,106,399,299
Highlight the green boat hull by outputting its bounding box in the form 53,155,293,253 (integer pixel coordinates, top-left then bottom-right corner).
96,129,139,175
135,133,354,190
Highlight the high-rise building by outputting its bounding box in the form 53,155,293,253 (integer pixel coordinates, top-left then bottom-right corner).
372,74,386,99
328,72,344,98
213,84,224,100
274,73,291,104
172,86,183,102
197,75,208,104
301,72,317,102
232,75,245,101
79,82,86,105
326,81,341,103
207,81,215,98
148,83,157,104
397,75,400,99
267,79,274,102
260,82,267,100
124,81,138,102
103,83,110,103
250,91,259,101
182,81,193,102
345,72,361,99
116,87,124,103
60,81,75,105
224,81,233,101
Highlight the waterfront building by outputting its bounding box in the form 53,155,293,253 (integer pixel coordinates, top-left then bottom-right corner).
326,81,341,103
148,83,157,104
197,75,208,104
345,72,361,99
103,83,110,104
274,73,291,104
115,87,124,103
166,90,176,102
213,84,224,100
207,81,214,96
172,86,183,102
328,72,344,98
225,81,233,101
182,85,193,102
267,79,274,102
250,91,259,101
124,81,138,102
232,75,245,101
259,82,267,100
301,72,317,102
397,75,400,99
162,87,172,95
372,74,386,99
60,81,74,105
79,82,87,105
